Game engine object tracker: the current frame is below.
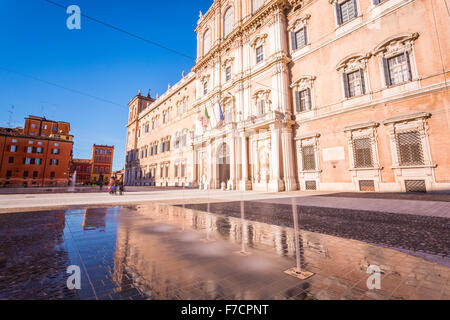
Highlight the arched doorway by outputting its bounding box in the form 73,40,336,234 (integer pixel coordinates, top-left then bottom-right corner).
217,143,230,187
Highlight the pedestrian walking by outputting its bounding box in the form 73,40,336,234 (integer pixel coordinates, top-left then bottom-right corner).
119,179,124,196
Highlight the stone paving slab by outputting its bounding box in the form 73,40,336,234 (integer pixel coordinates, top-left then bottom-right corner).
257,195,450,218
0,204,449,300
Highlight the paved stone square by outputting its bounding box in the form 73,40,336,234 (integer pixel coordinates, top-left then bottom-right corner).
0,190,449,300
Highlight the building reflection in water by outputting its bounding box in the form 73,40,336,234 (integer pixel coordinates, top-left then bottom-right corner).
109,203,449,300
82,208,107,231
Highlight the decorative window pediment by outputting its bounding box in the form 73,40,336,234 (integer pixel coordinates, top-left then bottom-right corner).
336,53,371,72
222,56,235,68
291,75,316,91
251,34,268,48
288,14,311,32
373,33,419,57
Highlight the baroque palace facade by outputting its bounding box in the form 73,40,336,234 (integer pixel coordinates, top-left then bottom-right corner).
125,0,450,193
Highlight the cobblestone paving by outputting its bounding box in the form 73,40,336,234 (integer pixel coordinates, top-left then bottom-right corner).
183,201,450,258
0,203,449,300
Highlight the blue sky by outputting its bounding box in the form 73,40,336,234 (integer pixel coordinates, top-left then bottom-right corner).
0,0,212,171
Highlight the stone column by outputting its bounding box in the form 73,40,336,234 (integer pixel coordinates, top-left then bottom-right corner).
229,133,236,190
206,141,212,189
269,123,284,192
240,132,251,190
281,126,298,191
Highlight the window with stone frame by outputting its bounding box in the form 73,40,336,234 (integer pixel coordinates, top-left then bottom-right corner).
353,138,374,168
374,33,419,88
372,0,386,5
396,131,424,166
345,123,380,171
291,75,315,113
203,29,211,55
292,27,307,51
224,7,233,37
256,46,264,64
335,0,358,25
253,90,270,117
384,53,412,86
258,100,266,116
225,66,232,82
295,88,312,112
343,69,366,98
302,145,316,171
203,81,208,96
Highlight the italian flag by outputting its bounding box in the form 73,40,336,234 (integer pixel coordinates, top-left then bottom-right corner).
205,106,210,120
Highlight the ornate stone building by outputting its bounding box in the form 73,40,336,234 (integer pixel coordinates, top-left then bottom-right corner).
126,0,449,193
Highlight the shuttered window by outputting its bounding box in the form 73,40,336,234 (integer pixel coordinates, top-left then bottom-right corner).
336,0,358,25
295,88,312,112
343,69,365,98
291,27,307,51
384,53,412,86
302,146,316,171
353,138,373,168
397,131,424,166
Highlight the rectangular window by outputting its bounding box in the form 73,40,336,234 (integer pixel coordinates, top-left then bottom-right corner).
343,69,365,98
397,131,424,166
353,138,373,168
256,46,264,63
336,0,357,25
292,28,307,51
51,159,59,166
27,146,33,153
25,158,32,165
258,100,266,115
302,146,316,171
52,148,60,155
346,70,365,97
33,171,38,179
35,158,42,165
8,157,14,164
295,88,312,112
6,170,12,179
23,171,29,178
385,53,412,86
226,66,232,82
203,82,208,96
183,100,188,113
50,172,55,179
10,145,17,152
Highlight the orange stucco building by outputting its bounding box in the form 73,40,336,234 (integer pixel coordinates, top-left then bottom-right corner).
70,144,115,185
126,0,449,193
0,116,74,187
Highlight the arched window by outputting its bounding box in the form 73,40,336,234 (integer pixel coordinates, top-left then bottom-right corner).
224,7,233,37
253,0,264,13
203,29,211,55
